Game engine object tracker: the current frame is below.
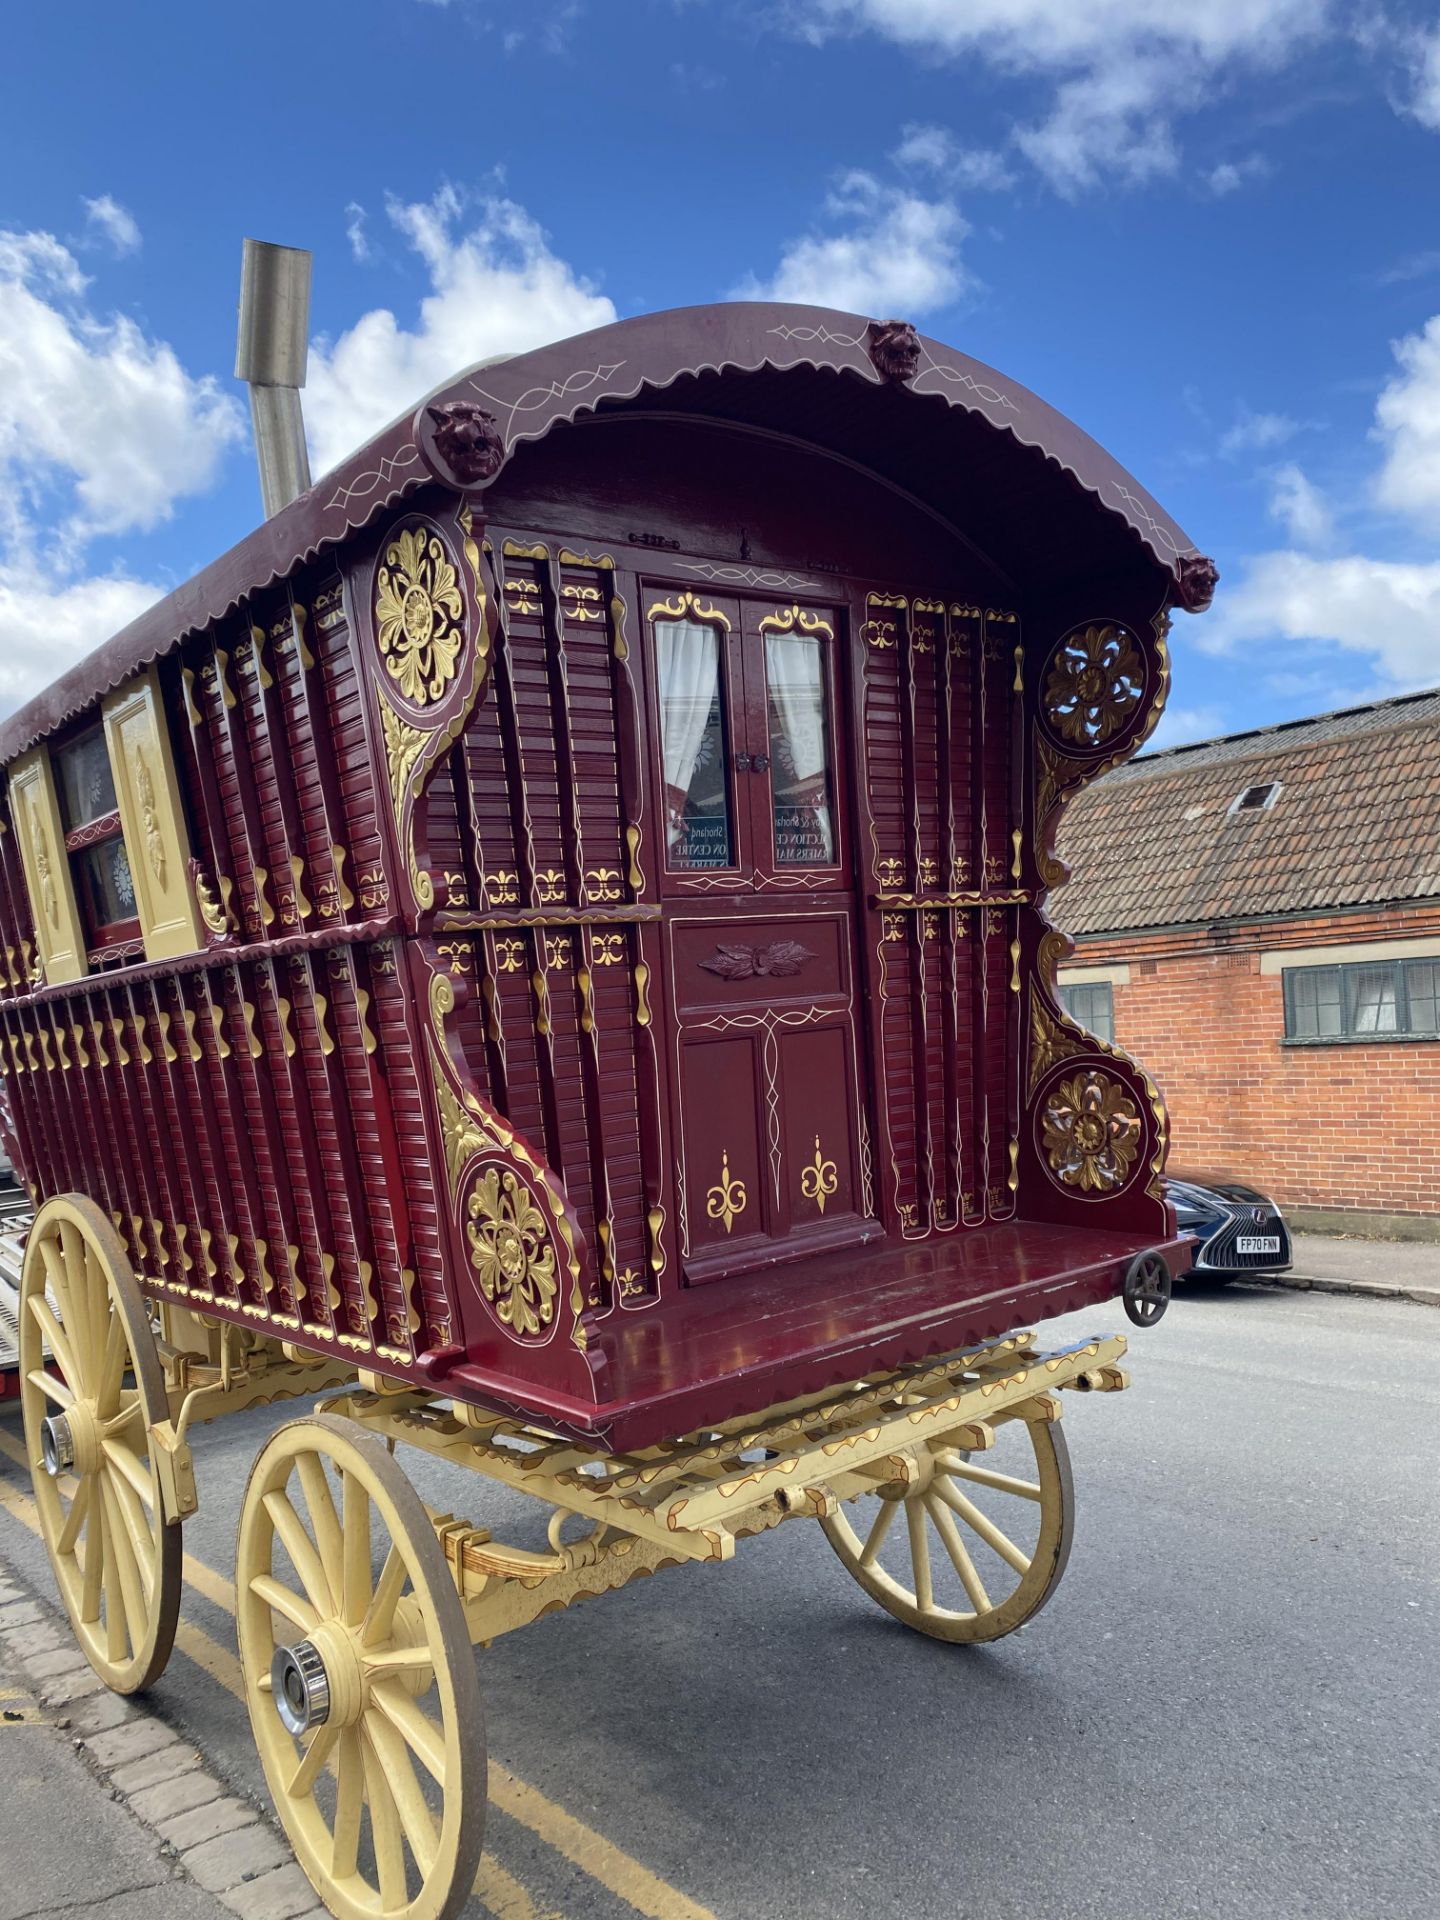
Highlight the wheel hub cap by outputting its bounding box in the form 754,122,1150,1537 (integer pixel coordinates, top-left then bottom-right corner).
271,1640,331,1737
39,1412,75,1478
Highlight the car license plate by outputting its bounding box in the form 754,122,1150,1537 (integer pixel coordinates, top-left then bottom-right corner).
1236,1235,1281,1255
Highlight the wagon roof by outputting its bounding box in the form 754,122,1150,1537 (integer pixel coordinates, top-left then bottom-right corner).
0,300,1203,763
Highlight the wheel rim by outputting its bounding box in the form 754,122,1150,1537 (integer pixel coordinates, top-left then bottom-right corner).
18,1194,179,1693
237,1414,485,1920
820,1410,1074,1643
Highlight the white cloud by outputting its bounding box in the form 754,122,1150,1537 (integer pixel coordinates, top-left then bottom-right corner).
1219,407,1298,457
1148,702,1225,750
891,123,1015,191
796,1,1330,192
1374,312,1440,533
0,226,242,544
305,184,615,476
1268,463,1335,549
0,561,164,712
0,224,241,715
82,194,141,258
344,201,370,263
1203,151,1269,195
1199,550,1440,688
734,171,969,314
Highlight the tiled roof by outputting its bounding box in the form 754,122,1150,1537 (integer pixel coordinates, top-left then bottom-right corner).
1051,688,1440,934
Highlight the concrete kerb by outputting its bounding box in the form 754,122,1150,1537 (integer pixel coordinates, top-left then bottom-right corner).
0,1568,327,1920
1237,1271,1440,1307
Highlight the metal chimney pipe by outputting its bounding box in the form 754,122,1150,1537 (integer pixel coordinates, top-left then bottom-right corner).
235,239,313,517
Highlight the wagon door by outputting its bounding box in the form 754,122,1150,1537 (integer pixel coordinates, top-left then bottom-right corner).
648,589,874,1282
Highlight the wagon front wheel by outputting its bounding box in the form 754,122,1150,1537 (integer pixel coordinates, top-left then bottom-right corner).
237,1414,486,1920
18,1194,180,1693
820,1406,1074,1643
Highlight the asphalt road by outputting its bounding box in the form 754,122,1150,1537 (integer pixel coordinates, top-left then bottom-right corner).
1,1281,1436,1920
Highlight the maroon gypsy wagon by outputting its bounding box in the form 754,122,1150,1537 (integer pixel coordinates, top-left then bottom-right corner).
0,303,1211,1920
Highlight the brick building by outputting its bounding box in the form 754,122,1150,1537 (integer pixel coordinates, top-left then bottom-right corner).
1050,689,1440,1235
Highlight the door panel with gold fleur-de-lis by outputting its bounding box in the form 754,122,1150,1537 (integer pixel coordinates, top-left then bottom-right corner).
646,587,875,1282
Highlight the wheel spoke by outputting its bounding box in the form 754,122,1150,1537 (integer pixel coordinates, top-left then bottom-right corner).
108,1468,156,1601
371,1678,446,1785
81,1488,106,1623
935,1453,1042,1502
858,1497,899,1571
96,1310,128,1419
28,1293,81,1394
100,1475,146,1654
99,1498,128,1661
56,1475,91,1556
363,1644,434,1680
341,1469,372,1628
295,1455,342,1582
26,1366,73,1409
285,1723,338,1800
362,1546,407,1648
103,1437,156,1512
924,1492,992,1614
931,1477,1032,1575
39,1236,87,1383
263,1489,335,1619
331,1727,364,1880
361,1731,408,1910
249,1572,318,1635
366,1713,438,1878
905,1499,934,1613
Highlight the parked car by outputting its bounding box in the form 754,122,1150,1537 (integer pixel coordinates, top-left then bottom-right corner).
1165,1177,1293,1279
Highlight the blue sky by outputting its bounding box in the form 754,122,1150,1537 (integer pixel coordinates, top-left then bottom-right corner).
4,0,1440,745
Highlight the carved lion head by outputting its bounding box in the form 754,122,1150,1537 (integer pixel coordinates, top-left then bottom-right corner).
424,401,505,486
866,318,923,383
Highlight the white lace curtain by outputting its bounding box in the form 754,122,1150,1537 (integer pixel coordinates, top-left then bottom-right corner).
766,633,833,860
656,619,719,845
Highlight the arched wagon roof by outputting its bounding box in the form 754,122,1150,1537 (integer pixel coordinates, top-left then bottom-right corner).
0,301,1213,762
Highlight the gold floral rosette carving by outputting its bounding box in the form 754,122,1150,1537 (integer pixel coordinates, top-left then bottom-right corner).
464,1162,559,1339
1043,624,1143,749
1040,1069,1141,1193
375,526,465,706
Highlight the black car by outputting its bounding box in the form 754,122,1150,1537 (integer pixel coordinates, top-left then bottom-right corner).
1165,1177,1293,1279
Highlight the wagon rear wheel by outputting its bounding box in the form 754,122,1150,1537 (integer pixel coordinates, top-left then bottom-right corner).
821,1406,1074,1643
237,1414,486,1920
18,1194,181,1693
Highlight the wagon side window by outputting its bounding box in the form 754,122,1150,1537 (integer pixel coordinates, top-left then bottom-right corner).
655,616,735,870
53,726,142,961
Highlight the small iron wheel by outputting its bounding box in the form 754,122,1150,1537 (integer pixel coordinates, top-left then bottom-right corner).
237,1414,486,1920
18,1194,181,1693
820,1405,1074,1643
1123,1250,1172,1327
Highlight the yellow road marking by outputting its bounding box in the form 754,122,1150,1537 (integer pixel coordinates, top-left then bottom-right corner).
0,1430,716,1920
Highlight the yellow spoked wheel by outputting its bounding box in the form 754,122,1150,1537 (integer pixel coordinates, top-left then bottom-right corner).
237,1414,485,1920
18,1194,180,1693
821,1408,1074,1643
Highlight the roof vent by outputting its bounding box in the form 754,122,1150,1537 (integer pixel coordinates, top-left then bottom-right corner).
1229,781,1281,815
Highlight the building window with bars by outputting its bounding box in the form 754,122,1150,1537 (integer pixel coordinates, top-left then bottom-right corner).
1057,980,1115,1043
1282,957,1440,1041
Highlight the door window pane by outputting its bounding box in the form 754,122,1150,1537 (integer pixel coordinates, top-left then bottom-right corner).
655,619,732,869
1405,960,1440,1032
1346,964,1399,1033
55,728,118,830
765,631,835,865
1288,968,1343,1037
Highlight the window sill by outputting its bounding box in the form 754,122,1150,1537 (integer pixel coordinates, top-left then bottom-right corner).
1280,1032,1440,1048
